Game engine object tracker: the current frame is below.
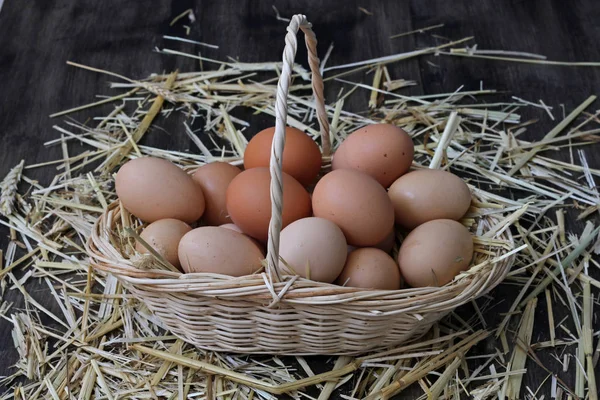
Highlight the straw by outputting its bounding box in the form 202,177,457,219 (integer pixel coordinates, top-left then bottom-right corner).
1,13,600,400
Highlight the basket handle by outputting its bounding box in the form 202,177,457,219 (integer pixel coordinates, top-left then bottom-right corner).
266,15,330,282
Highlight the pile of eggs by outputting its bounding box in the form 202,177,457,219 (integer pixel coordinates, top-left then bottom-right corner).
116,124,474,290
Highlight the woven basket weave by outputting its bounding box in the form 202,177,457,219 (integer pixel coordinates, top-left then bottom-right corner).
88,15,515,355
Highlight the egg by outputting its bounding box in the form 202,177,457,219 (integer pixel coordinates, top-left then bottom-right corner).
220,223,266,253
312,169,394,246
226,167,312,242
336,248,402,290
397,219,473,287
192,162,241,226
332,124,414,187
178,227,264,276
244,126,322,186
115,157,205,223
388,169,472,229
346,229,394,255
278,217,347,283
219,223,244,233
375,228,395,253
135,219,192,269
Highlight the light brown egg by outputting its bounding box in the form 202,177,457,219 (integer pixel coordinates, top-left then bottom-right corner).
337,248,402,290
135,219,192,269
220,223,266,253
192,162,241,226
397,219,473,287
347,229,394,255
226,167,312,242
178,227,264,276
312,169,394,247
388,169,472,229
244,126,322,186
219,223,244,233
115,157,205,223
278,217,347,283
332,124,414,187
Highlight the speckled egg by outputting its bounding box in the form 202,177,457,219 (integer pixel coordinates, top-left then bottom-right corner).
332,124,414,187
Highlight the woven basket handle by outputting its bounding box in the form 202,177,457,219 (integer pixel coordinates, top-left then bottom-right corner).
266,15,330,282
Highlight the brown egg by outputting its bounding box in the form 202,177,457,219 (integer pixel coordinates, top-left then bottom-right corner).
388,169,471,229
332,124,414,187
178,227,264,276
312,169,394,247
244,126,322,186
278,217,347,283
397,219,473,287
375,228,396,253
337,248,402,290
220,223,266,253
226,167,312,242
115,157,205,223
192,162,241,225
135,219,192,269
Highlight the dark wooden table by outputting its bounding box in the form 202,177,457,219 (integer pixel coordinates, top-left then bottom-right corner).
1,0,599,398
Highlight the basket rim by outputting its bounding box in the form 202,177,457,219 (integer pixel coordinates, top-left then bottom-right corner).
87,194,515,314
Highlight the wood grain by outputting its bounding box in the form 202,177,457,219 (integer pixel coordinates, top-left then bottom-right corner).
1,0,599,397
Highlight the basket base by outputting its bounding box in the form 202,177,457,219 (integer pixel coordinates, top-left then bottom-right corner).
135,284,448,355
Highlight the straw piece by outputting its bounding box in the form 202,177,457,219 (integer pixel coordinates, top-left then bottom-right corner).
169,9,194,26
505,298,537,399
163,35,218,49
428,356,462,399
582,281,597,400
368,66,383,109
104,71,178,171
323,37,473,72
316,356,352,400
150,340,184,386
556,209,566,245
390,23,444,39
520,226,600,306
430,112,460,169
0,160,25,216
49,89,138,118
444,50,600,66
545,289,556,347
131,344,360,395
367,331,489,400
508,96,596,175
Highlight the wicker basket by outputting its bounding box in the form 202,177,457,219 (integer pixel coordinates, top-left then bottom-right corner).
88,15,515,355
